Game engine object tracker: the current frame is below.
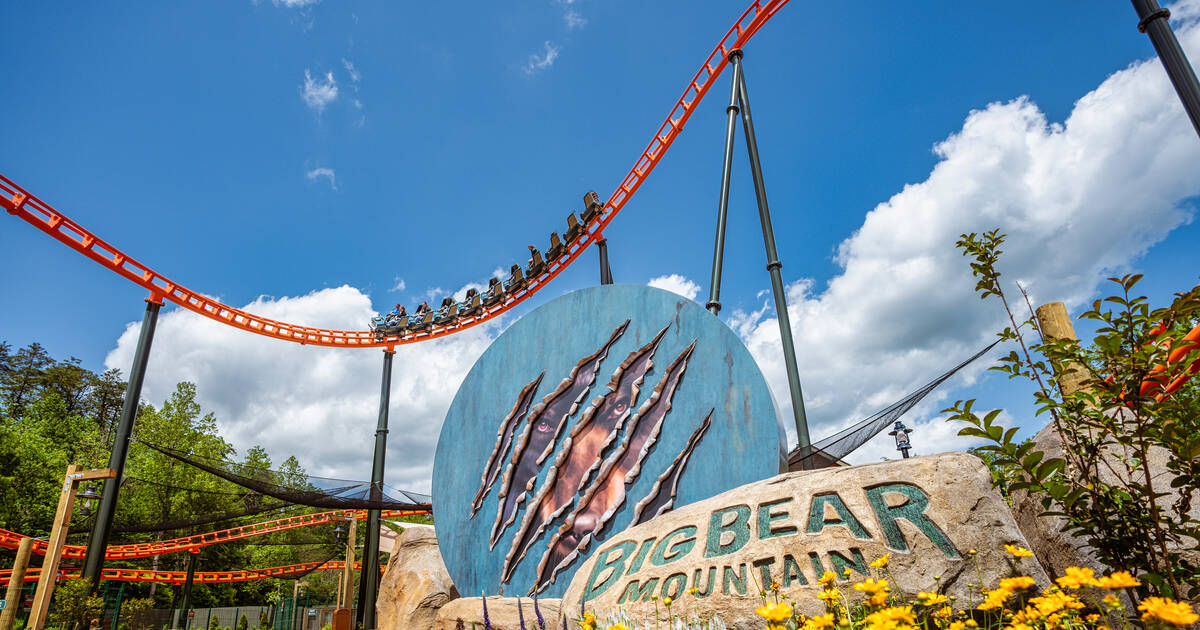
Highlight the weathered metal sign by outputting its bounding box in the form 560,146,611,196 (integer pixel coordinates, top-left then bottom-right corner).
432,284,785,598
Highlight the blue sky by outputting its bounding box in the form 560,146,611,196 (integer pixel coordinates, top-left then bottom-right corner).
2,0,1199,490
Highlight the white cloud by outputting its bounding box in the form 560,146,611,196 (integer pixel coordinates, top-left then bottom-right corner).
522,41,560,75
730,10,1200,463
564,9,587,29
305,167,337,190
301,69,338,113
647,273,701,300
105,286,499,492
341,58,361,84
390,277,406,293
272,0,320,6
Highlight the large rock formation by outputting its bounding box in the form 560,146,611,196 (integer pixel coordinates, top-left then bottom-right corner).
433,596,561,630
376,524,459,630
561,452,1047,629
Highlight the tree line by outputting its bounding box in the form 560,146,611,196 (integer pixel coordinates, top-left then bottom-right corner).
0,342,348,609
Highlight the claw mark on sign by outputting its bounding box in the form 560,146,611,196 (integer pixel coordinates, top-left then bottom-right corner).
501,324,670,582
471,372,545,519
534,340,697,592
630,408,713,526
489,321,630,549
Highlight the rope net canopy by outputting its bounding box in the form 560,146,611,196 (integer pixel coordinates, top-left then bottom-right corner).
141,442,432,511
788,339,1001,470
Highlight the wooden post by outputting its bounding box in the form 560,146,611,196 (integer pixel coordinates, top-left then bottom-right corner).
27,466,117,630
1034,302,1089,397
339,518,356,610
0,537,34,630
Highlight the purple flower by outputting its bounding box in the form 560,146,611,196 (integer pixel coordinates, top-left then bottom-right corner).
517,598,527,630
533,594,545,630
481,592,492,630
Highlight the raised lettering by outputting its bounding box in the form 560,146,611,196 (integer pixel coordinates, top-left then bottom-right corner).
705,505,751,558
752,556,776,588
782,554,808,587
865,483,959,558
829,548,868,579
690,567,716,597
627,536,658,575
583,541,636,602
757,497,798,540
651,526,697,567
618,578,660,604
661,572,688,599
721,564,747,596
806,493,871,539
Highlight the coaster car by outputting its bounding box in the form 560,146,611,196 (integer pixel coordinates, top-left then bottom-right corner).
370,308,409,339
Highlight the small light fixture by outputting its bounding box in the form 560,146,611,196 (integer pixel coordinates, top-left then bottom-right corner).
888,420,913,459
77,484,100,517
333,523,344,538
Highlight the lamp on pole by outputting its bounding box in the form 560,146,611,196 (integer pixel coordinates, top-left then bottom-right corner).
888,420,914,459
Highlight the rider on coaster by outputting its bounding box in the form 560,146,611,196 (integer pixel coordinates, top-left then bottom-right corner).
386,304,406,322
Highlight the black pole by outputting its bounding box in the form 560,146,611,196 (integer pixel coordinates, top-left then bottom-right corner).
731,52,813,462
706,50,744,315
82,298,162,586
1132,0,1200,137
358,350,392,630
180,553,197,630
597,238,613,285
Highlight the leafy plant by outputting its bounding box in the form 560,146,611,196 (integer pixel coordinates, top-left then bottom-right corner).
944,230,1200,598
48,578,104,630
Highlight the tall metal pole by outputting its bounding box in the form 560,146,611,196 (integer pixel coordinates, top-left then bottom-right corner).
82,298,162,586
1132,0,1200,137
180,552,198,630
706,51,744,315
358,350,392,630
731,52,812,461
597,238,614,285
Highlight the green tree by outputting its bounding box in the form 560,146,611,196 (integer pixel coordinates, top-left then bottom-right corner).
945,230,1200,598
2,342,53,418
48,578,104,630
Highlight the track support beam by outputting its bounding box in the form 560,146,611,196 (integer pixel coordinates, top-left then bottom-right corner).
82,297,161,589
1131,0,1200,138
358,349,393,630
597,238,614,285
705,50,743,315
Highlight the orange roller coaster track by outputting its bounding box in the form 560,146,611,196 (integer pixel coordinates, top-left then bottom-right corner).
0,561,377,587
0,508,428,561
0,0,789,349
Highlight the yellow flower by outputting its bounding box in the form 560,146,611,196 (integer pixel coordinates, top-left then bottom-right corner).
977,589,1011,611
870,553,891,569
1055,566,1100,589
771,580,781,592
818,588,840,604
1085,614,1101,623
1138,597,1200,626
933,606,953,620
967,549,977,556
582,612,596,624
756,602,794,623
916,592,949,606
1004,544,1034,558
767,625,788,630
687,586,700,596
605,624,630,630
863,605,916,630
853,578,890,596
1102,594,1122,610
662,596,672,606
947,622,966,630
1027,590,1084,617
867,592,889,607
1095,571,1140,590
998,576,1037,591
804,613,836,630
818,571,837,586
1005,624,1033,630
843,567,854,578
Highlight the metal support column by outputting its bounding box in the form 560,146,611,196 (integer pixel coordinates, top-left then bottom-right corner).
82,298,162,587
1132,0,1200,137
180,553,198,630
706,51,744,315
730,51,813,461
597,238,614,285
358,350,393,630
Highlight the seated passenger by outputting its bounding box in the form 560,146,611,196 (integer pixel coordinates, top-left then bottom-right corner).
386,304,407,322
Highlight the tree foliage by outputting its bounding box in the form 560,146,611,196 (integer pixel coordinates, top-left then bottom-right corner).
945,230,1200,599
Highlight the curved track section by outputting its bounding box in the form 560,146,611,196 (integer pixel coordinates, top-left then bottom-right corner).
0,508,428,561
1,561,375,586
0,0,788,349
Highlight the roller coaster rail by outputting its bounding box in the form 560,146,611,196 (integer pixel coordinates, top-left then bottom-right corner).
0,508,428,561
0,561,375,587
0,0,788,349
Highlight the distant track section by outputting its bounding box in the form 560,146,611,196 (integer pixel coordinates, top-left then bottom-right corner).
0,561,375,586
0,0,788,349
0,508,428,561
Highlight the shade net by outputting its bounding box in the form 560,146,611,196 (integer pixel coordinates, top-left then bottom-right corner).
789,339,1001,469
139,442,432,511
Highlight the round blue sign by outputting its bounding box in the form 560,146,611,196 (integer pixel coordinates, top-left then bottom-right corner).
432,284,784,598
